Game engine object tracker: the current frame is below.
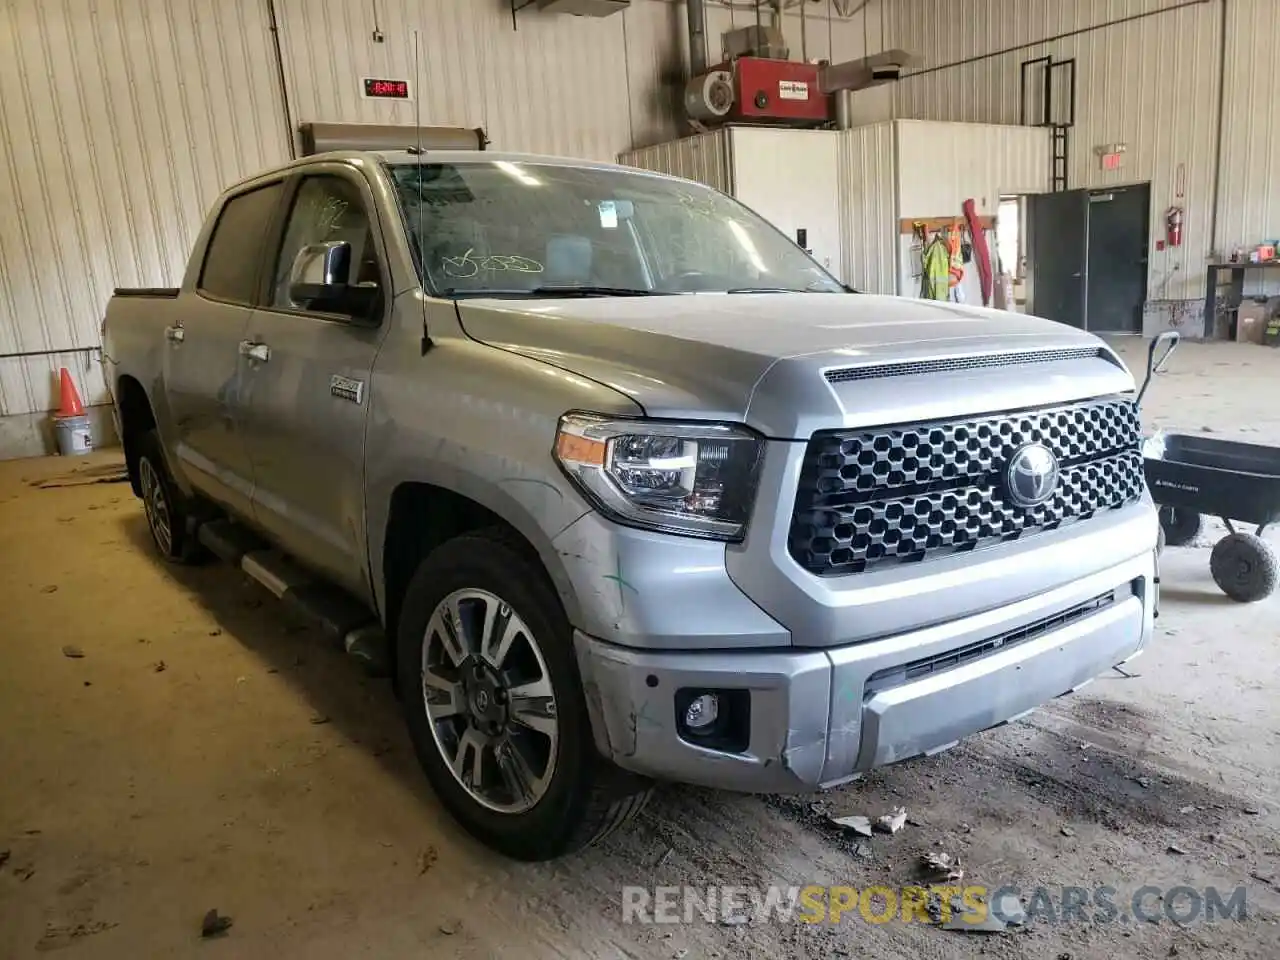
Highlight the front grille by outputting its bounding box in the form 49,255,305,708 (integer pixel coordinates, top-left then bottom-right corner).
864,589,1121,693
789,397,1144,576
824,347,1107,384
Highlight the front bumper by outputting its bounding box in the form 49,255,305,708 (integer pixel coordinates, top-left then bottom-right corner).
574,551,1154,793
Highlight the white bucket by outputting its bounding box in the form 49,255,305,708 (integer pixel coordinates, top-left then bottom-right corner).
54,414,93,456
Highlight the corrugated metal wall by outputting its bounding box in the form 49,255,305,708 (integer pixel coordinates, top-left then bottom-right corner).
895,120,1049,219
1217,0,1280,296
624,1,687,149
276,0,636,162
619,129,734,192
836,122,897,295
884,0,1279,306
0,0,290,430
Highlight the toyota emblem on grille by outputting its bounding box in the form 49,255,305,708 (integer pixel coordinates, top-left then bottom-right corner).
1005,442,1060,508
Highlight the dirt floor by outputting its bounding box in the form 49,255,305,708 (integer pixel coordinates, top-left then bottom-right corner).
3,338,1280,959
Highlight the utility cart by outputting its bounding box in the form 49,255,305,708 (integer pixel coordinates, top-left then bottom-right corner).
1140,331,1280,602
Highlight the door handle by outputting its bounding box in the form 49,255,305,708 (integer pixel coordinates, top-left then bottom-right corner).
239,340,271,363
165,325,185,343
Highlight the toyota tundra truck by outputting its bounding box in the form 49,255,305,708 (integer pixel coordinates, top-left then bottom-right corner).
102,149,1158,861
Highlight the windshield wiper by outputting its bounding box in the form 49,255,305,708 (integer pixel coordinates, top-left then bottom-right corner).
439,285,672,300
527,285,672,298
726,284,853,294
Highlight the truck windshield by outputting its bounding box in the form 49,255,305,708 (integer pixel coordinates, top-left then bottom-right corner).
387,160,844,298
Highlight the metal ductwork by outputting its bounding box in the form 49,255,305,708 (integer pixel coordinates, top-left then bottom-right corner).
535,0,629,15
687,0,707,76
721,24,789,61
833,90,855,130
819,49,920,94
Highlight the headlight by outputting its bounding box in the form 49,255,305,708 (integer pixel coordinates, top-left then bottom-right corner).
553,413,764,541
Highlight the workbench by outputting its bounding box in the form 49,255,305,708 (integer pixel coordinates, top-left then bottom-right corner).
1204,260,1280,338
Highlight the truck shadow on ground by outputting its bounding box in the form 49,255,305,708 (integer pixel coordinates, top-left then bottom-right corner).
117,515,488,844
117,512,742,887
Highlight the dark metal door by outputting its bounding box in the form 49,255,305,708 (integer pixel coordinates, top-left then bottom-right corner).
1085,185,1150,333
1027,189,1088,327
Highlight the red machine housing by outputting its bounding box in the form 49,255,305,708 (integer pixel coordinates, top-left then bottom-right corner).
720,57,829,125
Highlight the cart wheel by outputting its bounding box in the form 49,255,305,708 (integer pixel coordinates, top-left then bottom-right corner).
1158,506,1202,547
1209,533,1278,603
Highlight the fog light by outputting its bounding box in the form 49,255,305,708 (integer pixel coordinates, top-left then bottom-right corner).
684,693,719,730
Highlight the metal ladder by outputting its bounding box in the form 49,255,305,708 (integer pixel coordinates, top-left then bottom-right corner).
1051,123,1070,192
1021,56,1076,193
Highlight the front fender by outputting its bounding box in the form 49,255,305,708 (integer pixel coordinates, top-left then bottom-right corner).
364,307,641,626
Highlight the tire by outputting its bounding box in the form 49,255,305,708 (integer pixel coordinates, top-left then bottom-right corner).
135,430,205,564
1209,532,1278,603
1158,506,1203,547
396,527,652,861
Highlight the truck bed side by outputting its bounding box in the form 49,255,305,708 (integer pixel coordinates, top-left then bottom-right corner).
101,291,185,487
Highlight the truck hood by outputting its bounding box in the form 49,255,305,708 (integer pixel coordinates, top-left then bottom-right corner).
456,293,1137,438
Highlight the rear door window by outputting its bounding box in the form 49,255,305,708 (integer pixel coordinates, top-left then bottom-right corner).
199,182,284,304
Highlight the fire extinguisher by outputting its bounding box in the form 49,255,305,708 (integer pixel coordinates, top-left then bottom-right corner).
1165,206,1183,248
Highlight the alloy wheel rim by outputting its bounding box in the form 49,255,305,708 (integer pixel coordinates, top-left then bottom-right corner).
421,588,559,814
139,458,173,555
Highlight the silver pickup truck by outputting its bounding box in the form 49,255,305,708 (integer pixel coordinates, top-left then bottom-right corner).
103,149,1157,860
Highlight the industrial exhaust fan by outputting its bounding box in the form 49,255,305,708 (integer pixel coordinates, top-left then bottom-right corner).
684,20,916,128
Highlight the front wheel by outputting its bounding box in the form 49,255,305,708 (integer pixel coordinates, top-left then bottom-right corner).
1210,532,1278,603
396,528,651,860
1158,506,1202,547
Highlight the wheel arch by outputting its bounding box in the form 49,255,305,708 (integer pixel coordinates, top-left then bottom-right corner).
378,480,582,682
115,374,156,496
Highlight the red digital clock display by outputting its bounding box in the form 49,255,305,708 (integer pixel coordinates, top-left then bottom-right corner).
363,78,410,99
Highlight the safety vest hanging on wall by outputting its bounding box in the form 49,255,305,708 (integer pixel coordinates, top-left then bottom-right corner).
921,236,951,300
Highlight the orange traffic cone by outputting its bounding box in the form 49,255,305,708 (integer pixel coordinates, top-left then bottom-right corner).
56,368,85,418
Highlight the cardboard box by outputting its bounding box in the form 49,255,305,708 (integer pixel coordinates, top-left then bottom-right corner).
1236,299,1269,343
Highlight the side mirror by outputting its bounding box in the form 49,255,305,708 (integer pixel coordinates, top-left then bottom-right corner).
289,241,352,305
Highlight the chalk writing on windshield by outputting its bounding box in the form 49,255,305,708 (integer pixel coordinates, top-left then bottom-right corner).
675,190,719,217
441,248,544,279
